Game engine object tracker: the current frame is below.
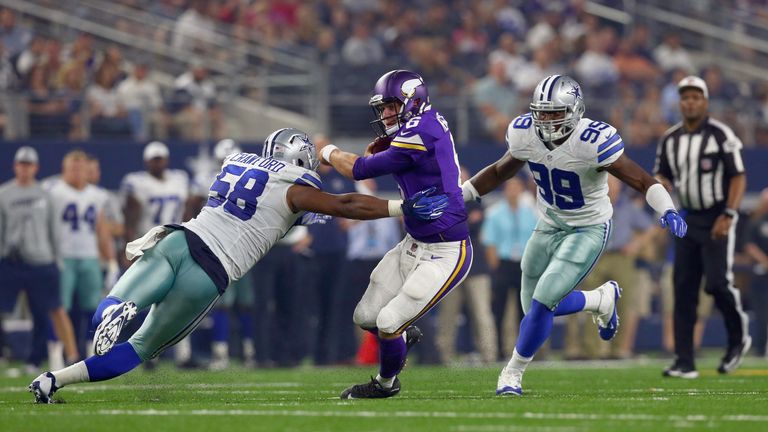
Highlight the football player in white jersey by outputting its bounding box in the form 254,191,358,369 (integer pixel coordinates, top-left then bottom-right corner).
29,128,449,403
48,151,116,356
460,75,688,396
121,141,190,249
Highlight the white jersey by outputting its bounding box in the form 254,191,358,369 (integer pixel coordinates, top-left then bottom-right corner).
92,186,125,226
47,180,105,259
120,170,190,234
183,152,321,281
190,163,219,198
506,114,624,227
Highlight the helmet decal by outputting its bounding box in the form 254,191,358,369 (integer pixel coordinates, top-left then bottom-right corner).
262,128,319,171
401,78,423,98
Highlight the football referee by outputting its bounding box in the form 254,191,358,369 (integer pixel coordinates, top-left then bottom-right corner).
654,76,750,378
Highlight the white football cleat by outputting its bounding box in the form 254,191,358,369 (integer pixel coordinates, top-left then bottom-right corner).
593,281,621,341
496,364,523,396
29,372,59,404
93,301,138,356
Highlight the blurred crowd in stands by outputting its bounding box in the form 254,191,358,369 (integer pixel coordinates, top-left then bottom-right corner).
3,1,768,146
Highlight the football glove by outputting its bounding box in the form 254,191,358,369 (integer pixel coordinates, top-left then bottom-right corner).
402,186,450,220
659,209,687,238
297,212,332,226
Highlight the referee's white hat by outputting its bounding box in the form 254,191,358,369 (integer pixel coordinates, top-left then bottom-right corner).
678,76,709,99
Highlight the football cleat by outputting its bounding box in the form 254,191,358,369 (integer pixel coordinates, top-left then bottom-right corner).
496,364,523,396
29,372,59,404
663,361,699,379
593,281,621,341
340,376,401,399
718,336,752,374
404,325,422,352
93,301,138,356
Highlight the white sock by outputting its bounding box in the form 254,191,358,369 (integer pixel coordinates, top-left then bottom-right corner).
582,289,603,313
212,341,229,361
507,348,533,373
53,361,90,387
375,374,395,389
242,338,255,361
175,337,192,363
47,341,64,371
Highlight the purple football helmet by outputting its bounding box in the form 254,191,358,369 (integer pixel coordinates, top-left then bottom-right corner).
369,70,430,137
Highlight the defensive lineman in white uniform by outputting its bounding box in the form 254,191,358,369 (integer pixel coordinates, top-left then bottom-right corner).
29,128,449,403
460,75,688,396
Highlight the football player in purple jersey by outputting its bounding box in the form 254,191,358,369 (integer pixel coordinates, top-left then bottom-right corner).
320,70,471,399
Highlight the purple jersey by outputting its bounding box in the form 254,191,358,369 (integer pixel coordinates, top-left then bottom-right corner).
352,107,468,242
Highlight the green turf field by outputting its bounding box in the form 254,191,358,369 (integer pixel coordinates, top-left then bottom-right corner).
2,358,767,432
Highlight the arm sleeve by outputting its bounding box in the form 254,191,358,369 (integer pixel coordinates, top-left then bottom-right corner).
653,136,673,179
47,194,60,261
351,146,418,180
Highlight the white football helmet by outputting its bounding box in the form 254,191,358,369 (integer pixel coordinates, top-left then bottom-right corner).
214,139,241,161
529,75,585,143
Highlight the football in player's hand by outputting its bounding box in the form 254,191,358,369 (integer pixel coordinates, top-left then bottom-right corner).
366,136,392,155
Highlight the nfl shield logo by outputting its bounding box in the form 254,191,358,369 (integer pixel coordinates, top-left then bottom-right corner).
701,159,712,170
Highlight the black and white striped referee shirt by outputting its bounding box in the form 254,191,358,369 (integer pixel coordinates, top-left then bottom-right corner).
653,116,745,221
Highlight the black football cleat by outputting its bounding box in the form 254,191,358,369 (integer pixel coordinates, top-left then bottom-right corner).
340,376,401,399
404,325,422,352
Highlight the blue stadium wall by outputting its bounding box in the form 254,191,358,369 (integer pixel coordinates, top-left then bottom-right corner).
2,140,768,192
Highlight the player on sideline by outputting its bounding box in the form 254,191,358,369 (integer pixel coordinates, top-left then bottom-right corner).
319,70,471,399
459,75,687,396
29,128,449,403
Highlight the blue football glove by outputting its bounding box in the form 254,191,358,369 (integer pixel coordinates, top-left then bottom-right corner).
402,186,450,221
659,209,687,238
297,212,332,226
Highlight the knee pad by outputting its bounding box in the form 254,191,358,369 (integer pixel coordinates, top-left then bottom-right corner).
375,307,403,335
532,272,570,311
353,302,377,329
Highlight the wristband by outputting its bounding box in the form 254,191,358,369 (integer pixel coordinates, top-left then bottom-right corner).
723,208,738,218
461,181,480,203
645,183,675,215
321,144,339,164
387,200,404,217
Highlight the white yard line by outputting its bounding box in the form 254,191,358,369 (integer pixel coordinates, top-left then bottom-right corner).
0,382,301,393
15,409,768,423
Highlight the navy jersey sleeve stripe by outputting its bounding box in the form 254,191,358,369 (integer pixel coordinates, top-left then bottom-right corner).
598,134,621,152
300,173,322,189
597,142,624,163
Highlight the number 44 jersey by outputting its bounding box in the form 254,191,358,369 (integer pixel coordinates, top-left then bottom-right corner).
183,152,321,281
506,114,625,228
47,179,106,259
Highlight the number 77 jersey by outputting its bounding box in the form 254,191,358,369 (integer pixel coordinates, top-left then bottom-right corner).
506,114,625,228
